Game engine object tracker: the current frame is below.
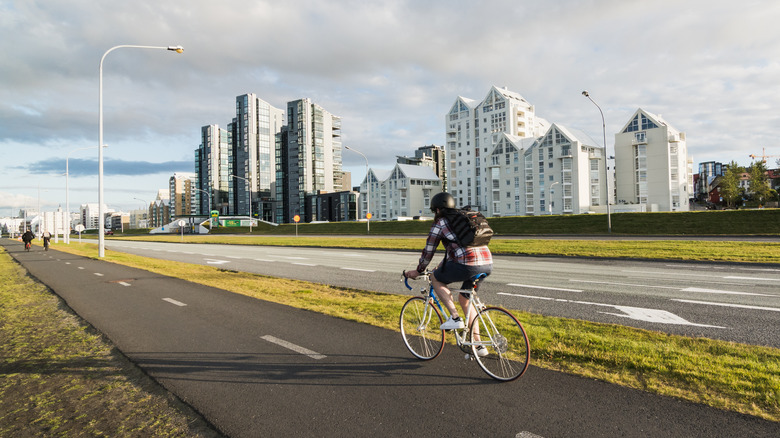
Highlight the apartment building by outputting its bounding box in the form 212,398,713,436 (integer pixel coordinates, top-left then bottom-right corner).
356,163,442,220
483,124,606,216
233,94,285,221
275,98,343,223
169,172,197,218
396,144,447,188
445,86,550,212
196,124,232,215
614,109,692,211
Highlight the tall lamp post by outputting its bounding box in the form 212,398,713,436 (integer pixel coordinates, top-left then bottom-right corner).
65,146,99,244
230,175,253,233
344,145,370,234
581,91,612,233
192,187,212,230
133,197,147,229
98,44,183,257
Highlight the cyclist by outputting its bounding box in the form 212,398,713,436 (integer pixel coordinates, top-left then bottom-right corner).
404,192,493,331
22,229,34,251
42,230,52,250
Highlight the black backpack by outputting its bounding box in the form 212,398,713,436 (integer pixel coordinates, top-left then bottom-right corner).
442,207,493,247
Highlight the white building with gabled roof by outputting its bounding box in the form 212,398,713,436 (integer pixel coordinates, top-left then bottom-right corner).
484,124,606,216
614,109,692,212
357,163,442,221
446,86,550,212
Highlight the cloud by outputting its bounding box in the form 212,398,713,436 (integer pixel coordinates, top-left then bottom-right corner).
21,158,193,177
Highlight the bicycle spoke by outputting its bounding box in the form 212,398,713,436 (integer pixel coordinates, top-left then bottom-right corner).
470,307,530,381
400,297,444,360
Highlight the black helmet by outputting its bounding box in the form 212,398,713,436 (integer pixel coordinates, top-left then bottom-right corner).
430,192,455,212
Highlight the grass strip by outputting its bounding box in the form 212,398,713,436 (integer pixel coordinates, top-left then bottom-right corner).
109,234,780,264
50,241,780,422
0,249,220,437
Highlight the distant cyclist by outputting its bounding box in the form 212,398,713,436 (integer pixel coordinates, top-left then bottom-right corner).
22,229,34,251
403,192,493,330
42,230,52,250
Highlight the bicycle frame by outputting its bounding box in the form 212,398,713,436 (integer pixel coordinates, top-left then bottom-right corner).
404,272,491,351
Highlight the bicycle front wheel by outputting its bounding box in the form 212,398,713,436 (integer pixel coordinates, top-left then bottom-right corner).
470,307,530,381
400,296,445,360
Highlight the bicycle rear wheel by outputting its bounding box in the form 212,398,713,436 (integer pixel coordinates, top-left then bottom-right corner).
400,296,445,360
470,307,530,381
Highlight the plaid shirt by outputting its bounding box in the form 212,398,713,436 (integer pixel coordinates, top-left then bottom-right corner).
416,216,492,273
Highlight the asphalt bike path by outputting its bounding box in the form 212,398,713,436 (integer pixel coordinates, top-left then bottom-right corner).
3,240,778,437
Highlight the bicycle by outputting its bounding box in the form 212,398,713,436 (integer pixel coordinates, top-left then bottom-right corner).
24,241,31,251
400,271,530,381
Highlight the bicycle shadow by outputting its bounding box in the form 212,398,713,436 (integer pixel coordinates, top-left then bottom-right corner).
128,350,492,387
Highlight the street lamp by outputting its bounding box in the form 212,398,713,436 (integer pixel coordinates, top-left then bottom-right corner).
192,187,212,230
65,146,99,244
344,145,370,234
581,91,612,233
98,44,183,257
548,181,559,215
133,197,148,229
230,174,253,232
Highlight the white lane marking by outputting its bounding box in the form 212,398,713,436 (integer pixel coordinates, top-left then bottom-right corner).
94,273,104,277
163,298,187,307
672,299,780,313
283,256,308,260
341,267,376,272
723,275,779,282
261,335,326,360
204,258,230,265
516,432,546,438
65,262,71,265
117,281,131,287
255,259,276,262
78,267,85,270
570,279,679,290
623,270,714,278
226,256,242,259
507,283,583,293
681,287,773,297
498,292,725,327
293,263,317,267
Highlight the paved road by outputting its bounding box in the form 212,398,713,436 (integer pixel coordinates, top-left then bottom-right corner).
3,240,778,437
103,240,780,348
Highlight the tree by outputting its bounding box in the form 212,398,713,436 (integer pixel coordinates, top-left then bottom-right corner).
719,161,744,208
748,160,772,205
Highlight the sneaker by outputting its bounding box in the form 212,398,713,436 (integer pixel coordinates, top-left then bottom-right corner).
475,346,489,357
440,316,465,330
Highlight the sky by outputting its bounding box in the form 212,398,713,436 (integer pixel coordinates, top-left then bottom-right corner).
2,0,780,217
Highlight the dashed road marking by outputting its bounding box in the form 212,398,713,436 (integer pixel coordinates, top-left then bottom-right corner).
293,263,317,267
94,273,104,277
681,287,772,297
672,299,780,313
507,283,583,293
341,267,376,272
204,259,230,265
261,335,326,360
163,298,187,307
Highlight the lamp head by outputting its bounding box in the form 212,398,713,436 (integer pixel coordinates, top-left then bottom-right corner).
581,91,589,97
168,45,184,53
